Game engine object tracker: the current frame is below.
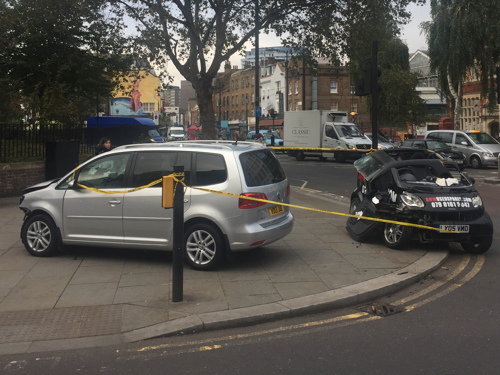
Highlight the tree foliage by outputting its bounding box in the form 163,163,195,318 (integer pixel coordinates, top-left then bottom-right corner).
422,0,500,128
378,39,426,127
112,0,423,139
0,0,132,124
340,2,426,128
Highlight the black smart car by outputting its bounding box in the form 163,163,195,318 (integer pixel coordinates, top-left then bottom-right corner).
346,150,493,254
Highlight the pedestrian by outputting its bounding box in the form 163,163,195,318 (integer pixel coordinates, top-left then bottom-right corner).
254,132,264,144
270,133,275,146
95,137,112,155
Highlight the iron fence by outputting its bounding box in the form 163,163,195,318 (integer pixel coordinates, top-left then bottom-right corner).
0,123,94,163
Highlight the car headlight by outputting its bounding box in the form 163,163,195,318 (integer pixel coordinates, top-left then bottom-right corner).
472,195,483,207
346,143,355,149
482,151,493,157
401,191,424,208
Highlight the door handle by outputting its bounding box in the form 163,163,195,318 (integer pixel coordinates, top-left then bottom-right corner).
108,199,122,205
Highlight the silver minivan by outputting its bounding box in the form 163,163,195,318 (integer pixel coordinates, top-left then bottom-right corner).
19,141,294,270
426,130,500,169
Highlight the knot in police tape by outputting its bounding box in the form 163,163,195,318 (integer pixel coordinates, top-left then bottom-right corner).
76,173,454,233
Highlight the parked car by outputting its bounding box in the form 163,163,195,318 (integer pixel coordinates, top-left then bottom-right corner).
363,132,394,149
400,138,467,169
426,129,500,169
19,141,294,270
246,130,284,147
346,150,493,254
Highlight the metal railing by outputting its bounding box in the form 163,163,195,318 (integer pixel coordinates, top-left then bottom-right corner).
0,123,94,163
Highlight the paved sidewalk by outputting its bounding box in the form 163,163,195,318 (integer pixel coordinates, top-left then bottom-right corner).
0,187,447,355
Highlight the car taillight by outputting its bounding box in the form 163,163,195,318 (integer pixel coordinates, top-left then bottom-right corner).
239,192,267,209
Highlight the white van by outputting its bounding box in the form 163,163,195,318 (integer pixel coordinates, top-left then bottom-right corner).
426,130,500,168
167,126,186,141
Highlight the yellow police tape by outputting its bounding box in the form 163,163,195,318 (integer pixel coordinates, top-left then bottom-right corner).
269,146,377,153
76,173,455,234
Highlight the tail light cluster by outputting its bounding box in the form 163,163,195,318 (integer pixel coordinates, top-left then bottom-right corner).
238,193,267,209
239,184,290,209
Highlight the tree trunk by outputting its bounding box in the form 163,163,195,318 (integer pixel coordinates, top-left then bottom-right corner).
193,83,217,140
448,73,461,129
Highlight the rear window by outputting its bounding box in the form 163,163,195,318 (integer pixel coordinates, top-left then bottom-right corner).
240,150,286,187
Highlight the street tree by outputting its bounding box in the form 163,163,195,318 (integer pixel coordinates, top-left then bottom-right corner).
378,39,426,130
340,1,426,131
111,0,421,139
0,0,132,124
422,0,500,129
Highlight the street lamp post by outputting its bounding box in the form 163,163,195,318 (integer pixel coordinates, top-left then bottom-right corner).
254,0,260,134
245,95,249,134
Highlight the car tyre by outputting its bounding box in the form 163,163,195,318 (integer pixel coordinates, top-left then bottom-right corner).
349,197,361,216
461,236,492,254
296,151,305,161
21,214,59,257
470,156,482,169
383,222,413,249
185,223,225,271
335,152,346,163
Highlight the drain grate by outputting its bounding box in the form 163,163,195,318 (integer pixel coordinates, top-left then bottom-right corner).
356,302,404,317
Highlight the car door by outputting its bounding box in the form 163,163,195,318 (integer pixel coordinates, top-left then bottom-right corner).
62,152,131,244
453,133,473,160
121,151,192,249
322,124,337,158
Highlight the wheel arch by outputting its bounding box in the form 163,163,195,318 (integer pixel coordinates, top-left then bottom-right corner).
184,217,230,253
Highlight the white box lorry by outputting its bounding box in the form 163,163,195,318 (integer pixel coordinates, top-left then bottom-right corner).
284,110,373,162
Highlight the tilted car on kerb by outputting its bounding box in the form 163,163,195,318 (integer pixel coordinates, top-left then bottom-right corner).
346,149,493,254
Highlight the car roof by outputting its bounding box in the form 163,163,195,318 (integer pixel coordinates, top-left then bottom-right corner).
111,140,267,154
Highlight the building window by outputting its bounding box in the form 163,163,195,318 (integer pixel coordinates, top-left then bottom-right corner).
142,103,155,113
351,102,358,113
331,102,338,111
330,81,338,94
295,81,299,94
289,82,292,95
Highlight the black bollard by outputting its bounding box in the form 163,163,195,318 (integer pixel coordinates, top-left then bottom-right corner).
172,165,184,302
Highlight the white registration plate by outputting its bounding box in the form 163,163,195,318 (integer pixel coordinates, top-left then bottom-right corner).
269,205,285,216
439,224,469,233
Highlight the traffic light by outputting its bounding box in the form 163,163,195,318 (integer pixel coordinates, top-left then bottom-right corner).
496,66,500,104
355,59,381,97
355,60,371,96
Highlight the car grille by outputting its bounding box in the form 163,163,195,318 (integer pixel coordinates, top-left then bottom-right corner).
356,144,372,150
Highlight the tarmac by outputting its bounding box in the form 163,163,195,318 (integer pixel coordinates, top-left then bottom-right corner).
0,186,448,355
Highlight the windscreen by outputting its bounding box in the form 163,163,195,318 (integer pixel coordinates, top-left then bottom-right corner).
334,124,363,137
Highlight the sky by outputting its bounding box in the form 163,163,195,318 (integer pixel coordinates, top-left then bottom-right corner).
167,2,431,86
